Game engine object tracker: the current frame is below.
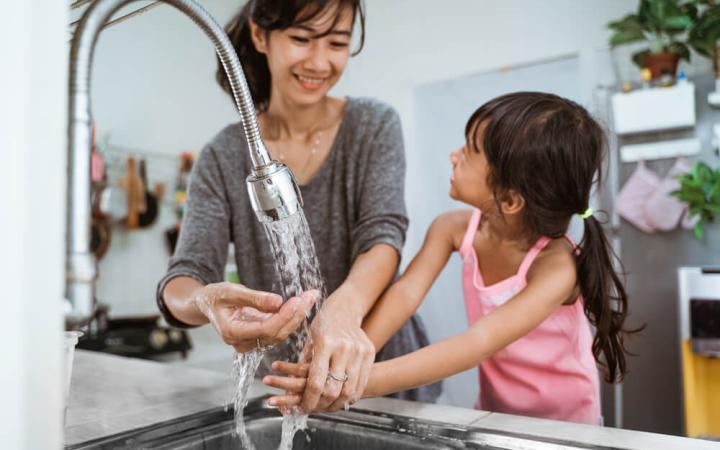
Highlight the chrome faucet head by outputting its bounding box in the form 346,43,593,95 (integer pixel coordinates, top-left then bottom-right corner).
246,161,303,223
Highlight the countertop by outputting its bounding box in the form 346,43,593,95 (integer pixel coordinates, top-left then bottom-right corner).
65,350,718,449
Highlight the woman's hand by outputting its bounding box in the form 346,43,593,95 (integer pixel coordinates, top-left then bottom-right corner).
299,295,376,413
192,282,316,353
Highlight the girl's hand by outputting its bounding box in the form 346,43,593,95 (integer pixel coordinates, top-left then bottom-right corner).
263,361,311,408
192,282,316,353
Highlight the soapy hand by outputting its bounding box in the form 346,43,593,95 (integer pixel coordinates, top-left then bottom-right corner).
192,282,316,353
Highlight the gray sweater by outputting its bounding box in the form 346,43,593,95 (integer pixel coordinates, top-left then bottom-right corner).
157,97,440,402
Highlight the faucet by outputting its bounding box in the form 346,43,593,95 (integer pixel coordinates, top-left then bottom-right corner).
67,0,302,324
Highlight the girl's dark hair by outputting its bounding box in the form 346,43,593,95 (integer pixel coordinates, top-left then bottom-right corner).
465,92,639,383
217,0,365,112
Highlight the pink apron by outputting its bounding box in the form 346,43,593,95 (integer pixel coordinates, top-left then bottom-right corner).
460,209,601,425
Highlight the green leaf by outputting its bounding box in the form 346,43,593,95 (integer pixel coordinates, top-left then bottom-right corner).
692,161,704,180
698,163,714,183
681,3,699,20
608,14,644,31
709,181,720,201
639,0,658,29
694,222,705,240
608,0,716,59
680,178,701,189
608,14,648,47
610,29,647,47
663,14,693,30
689,26,720,56
642,0,672,29
668,41,692,60
688,11,720,57
671,160,720,239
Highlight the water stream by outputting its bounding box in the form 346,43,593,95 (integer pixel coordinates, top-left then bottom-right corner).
233,211,326,450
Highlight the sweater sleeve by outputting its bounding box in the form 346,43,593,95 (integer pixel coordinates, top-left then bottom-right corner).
350,105,409,261
156,144,231,328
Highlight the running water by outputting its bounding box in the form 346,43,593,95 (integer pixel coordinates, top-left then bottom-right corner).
232,348,264,449
233,211,326,450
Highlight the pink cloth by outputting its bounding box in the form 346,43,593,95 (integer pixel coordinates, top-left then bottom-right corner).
615,161,660,233
644,158,692,231
460,209,601,425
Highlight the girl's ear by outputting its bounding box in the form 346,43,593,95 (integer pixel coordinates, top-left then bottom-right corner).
248,19,268,54
500,190,525,216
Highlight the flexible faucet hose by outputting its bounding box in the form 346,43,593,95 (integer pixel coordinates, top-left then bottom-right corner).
67,0,273,321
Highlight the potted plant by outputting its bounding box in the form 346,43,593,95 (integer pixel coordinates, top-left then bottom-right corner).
688,0,720,103
608,0,697,80
671,161,720,239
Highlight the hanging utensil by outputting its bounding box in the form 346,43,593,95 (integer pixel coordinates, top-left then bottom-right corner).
121,156,144,230
90,218,111,260
137,159,159,228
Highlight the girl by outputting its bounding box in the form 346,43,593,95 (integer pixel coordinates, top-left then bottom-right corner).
157,0,440,414
263,92,636,425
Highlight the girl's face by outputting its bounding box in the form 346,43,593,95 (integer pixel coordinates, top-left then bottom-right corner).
251,5,353,108
449,122,495,212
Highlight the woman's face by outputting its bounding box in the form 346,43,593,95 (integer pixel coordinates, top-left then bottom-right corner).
252,5,353,108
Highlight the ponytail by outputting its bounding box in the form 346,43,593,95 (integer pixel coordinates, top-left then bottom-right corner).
577,214,640,383
216,2,271,112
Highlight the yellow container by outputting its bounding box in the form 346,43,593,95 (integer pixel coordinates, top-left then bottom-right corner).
682,339,720,438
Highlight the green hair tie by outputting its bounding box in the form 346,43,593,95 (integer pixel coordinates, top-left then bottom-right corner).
580,208,594,220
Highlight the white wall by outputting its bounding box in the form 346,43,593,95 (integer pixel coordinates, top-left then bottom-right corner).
90,0,240,315
336,0,635,255
90,0,634,404
0,1,67,449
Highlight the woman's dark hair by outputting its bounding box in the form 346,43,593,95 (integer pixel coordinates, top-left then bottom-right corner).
465,92,640,383
216,0,365,112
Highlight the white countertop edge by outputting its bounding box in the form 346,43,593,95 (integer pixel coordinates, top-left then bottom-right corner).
354,397,719,450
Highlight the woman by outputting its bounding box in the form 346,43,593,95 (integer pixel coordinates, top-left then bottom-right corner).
156,0,440,412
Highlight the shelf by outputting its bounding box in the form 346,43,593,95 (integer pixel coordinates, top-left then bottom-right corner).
620,137,702,163
611,82,696,135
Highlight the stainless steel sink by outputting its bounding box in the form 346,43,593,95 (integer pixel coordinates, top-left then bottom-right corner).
66,397,620,449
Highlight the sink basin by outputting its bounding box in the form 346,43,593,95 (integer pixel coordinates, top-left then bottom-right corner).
66,397,619,449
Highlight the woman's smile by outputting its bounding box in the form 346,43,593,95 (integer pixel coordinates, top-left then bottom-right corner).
294,73,327,90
